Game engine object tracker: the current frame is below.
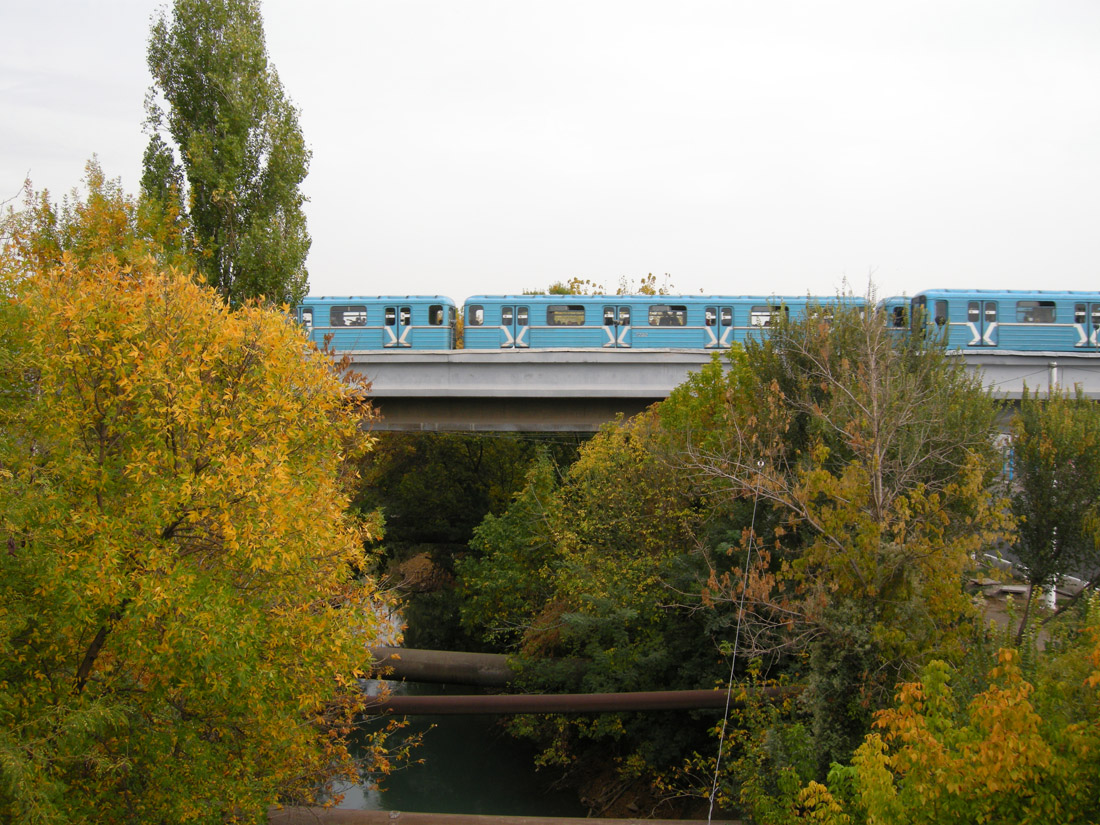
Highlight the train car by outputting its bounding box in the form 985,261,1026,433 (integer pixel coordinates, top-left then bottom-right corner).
880,295,912,330
461,294,862,349
294,296,457,350
909,289,1100,352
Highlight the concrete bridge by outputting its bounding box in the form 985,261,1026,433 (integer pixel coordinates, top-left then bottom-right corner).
347,349,1100,432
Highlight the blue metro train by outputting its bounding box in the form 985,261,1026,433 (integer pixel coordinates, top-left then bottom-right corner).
294,290,1100,353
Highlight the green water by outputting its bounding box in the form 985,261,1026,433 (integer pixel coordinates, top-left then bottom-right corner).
340,683,586,817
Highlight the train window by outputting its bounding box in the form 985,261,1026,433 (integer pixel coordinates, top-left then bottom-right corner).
1093,305,1100,328
750,305,786,327
517,306,528,326
721,307,732,326
648,305,687,326
429,304,444,325
467,305,484,326
619,307,631,326
385,307,396,326
603,307,615,325
400,306,411,325
934,300,948,326
1076,304,1086,324
890,306,907,328
547,305,585,325
330,305,367,326
1016,301,1055,323
502,306,514,325
968,302,980,323
705,307,717,327
300,308,313,329
985,303,997,324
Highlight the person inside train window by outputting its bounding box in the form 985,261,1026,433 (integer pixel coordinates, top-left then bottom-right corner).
430,305,443,325
468,305,484,326
705,307,717,326
619,307,631,326
934,300,948,326
603,307,615,325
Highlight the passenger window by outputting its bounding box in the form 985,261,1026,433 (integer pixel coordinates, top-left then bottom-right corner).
619,307,631,326
1016,300,1055,323
648,305,687,326
985,303,997,324
385,307,396,326
935,300,948,327
467,305,484,326
517,306,528,326
400,306,411,325
750,305,786,327
721,307,732,326
331,305,367,326
705,307,717,327
429,304,444,325
300,308,313,329
891,306,906,328
547,305,586,325
968,302,980,323
1076,303,1086,324
603,306,616,326
502,306,514,325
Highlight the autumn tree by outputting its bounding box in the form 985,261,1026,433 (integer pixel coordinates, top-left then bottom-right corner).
1008,387,1100,643
145,0,311,305
682,300,1008,772
1,158,189,278
0,244,397,821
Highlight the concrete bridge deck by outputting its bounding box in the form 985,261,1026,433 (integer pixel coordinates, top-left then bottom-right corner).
346,349,1100,432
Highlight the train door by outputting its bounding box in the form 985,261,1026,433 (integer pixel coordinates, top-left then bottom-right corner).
1075,302,1100,348
704,305,733,348
499,304,529,348
602,305,631,347
967,300,998,347
384,304,412,347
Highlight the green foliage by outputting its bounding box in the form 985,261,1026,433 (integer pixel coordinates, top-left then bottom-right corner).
682,301,1008,771
827,621,1100,824
145,0,311,305
1008,387,1100,641
0,255,396,821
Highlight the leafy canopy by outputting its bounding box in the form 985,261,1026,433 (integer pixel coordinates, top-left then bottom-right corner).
145,0,311,305
0,248,394,822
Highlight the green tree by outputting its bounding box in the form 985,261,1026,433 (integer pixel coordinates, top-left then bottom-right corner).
1008,387,1100,643
145,0,311,305
0,252,397,821
684,301,1008,772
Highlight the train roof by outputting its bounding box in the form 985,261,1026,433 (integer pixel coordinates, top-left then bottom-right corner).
912,288,1100,298
297,295,457,303
460,293,861,302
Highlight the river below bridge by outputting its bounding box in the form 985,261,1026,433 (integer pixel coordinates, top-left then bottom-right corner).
337,682,586,817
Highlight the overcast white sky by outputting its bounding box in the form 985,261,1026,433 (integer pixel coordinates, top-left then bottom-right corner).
3,1,1099,305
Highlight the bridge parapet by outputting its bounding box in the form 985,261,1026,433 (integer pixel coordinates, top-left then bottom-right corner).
344,349,1100,432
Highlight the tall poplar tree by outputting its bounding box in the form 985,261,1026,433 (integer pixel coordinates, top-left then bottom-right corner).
144,0,311,305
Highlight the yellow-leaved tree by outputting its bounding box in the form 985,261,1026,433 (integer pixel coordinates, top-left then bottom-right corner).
0,215,396,820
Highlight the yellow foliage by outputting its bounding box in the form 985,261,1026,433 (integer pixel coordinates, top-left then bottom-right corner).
0,260,396,822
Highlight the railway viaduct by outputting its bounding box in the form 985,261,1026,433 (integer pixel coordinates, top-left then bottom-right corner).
346,349,1100,432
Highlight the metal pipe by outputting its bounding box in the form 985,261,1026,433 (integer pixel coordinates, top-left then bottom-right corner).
370,646,517,688
269,806,741,824
363,687,788,715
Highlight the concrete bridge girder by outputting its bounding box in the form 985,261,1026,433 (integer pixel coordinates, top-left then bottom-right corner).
345,349,1100,433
